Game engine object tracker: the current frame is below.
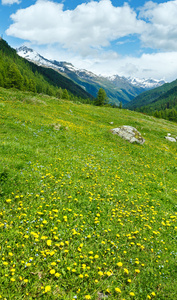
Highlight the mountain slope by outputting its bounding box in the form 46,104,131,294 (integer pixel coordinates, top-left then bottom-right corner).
17,46,165,105
0,39,92,100
125,79,177,110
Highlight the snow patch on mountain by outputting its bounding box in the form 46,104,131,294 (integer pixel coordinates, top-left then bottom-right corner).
127,77,166,89
106,74,166,89
17,46,65,72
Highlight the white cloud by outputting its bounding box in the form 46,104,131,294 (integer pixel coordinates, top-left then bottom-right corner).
6,0,177,81
139,0,177,51
89,51,177,81
6,0,145,55
116,52,177,81
2,0,21,5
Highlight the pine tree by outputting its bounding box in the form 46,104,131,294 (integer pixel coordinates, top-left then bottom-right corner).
56,87,63,99
7,63,23,90
95,88,107,106
62,89,69,100
28,79,36,93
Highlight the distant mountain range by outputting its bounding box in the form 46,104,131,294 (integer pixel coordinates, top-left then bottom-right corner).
17,46,165,105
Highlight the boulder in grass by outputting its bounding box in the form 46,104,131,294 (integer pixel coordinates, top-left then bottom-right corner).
111,125,145,144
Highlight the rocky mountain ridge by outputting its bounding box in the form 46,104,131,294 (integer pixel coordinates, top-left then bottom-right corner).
17,46,166,105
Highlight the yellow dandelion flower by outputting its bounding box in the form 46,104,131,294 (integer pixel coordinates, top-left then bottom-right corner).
85,295,91,299
10,278,15,282
135,269,140,273
10,269,15,272
6,199,11,203
47,240,52,246
124,268,129,274
98,271,103,276
130,292,135,297
95,279,98,283
44,285,51,293
26,263,31,267
50,269,55,274
55,273,61,278
115,287,121,293
117,262,123,267
106,271,112,276
151,292,156,296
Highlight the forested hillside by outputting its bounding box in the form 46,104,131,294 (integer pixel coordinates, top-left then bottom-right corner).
0,39,93,101
136,86,177,122
125,78,177,122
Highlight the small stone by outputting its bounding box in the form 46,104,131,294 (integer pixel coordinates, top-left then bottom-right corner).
165,136,176,142
97,292,108,299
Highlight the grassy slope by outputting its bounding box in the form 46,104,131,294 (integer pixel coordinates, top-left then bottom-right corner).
0,87,177,299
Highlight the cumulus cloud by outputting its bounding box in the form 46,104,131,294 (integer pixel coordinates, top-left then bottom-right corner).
116,52,177,81
2,0,21,5
6,0,177,81
139,0,177,51
86,51,177,81
6,0,145,55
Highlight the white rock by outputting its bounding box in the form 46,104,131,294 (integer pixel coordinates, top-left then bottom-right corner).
165,136,176,142
111,125,145,144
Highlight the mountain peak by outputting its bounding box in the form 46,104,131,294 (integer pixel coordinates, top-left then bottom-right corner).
16,45,166,105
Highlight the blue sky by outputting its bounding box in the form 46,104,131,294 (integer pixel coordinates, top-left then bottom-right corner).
1,0,177,81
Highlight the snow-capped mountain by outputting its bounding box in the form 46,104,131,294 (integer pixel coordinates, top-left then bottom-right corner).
17,46,65,72
127,77,166,89
105,74,165,90
16,46,166,105
17,46,99,79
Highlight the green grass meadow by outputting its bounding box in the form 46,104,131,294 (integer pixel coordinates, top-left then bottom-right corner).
0,87,177,299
